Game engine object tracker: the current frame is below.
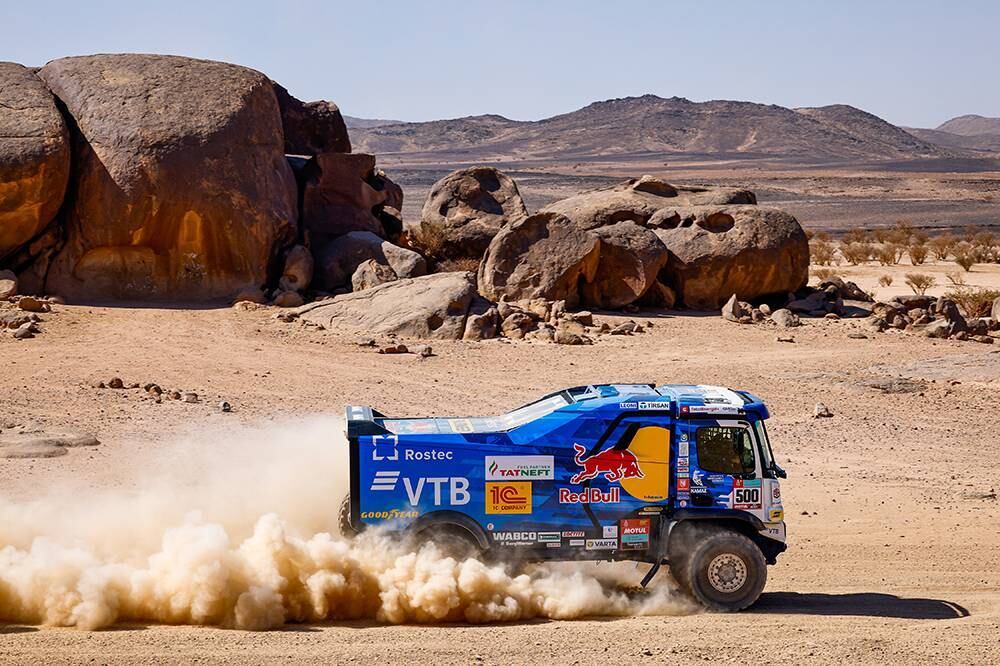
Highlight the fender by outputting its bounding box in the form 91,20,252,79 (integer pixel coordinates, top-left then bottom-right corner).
670,508,765,531
408,510,491,550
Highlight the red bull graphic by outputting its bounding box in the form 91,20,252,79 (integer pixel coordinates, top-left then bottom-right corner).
570,443,644,483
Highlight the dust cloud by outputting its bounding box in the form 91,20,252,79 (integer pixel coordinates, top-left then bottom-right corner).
0,416,696,630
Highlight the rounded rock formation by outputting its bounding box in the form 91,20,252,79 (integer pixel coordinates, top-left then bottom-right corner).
0,63,70,263
581,221,668,308
654,205,809,309
416,167,528,261
38,54,298,301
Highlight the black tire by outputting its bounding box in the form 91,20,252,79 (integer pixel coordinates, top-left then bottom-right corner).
338,495,357,538
413,524,481,560
681,528,767,611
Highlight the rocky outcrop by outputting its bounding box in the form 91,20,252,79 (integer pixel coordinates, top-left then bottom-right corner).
416,167,528,260
296,271,477,339
654,206,809,309
37,54,297,301
478,212,599,306
301,153,391,239
581,221,668,308
313,230,425,291
0,63,70,264
273,82,351,155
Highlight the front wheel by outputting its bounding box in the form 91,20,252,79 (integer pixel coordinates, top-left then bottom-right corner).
338,495,357,538
681,529,767,611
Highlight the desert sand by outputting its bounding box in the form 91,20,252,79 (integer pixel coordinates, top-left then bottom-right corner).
1,261,999,665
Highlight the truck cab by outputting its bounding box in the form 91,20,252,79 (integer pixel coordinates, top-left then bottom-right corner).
343,383,787,611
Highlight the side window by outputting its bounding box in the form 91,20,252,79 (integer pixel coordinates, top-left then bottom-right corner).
696,426,755,476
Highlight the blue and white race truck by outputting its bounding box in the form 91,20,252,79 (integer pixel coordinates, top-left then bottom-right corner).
342,383,787,611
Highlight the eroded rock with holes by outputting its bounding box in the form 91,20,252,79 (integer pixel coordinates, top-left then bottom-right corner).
654,205,808,310
313,231,426,291
416,166,528,261
295,271,477,339
581,221,668,308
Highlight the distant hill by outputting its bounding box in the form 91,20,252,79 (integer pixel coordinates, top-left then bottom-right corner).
936,114,1000,136
349,95,952,162
904,126,1000,153
343,115,404,129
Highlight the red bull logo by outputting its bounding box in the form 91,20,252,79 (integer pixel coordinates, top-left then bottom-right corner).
570,443,645,484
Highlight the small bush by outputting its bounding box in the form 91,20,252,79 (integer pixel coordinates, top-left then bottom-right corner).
904,273,936,295
875,244,901,266
435,257,482,273
945,271,966,286
908,243,928,265
953,242,977,272
810,239,836,266
812,267,839,282
945,287,1000,318
842,228,869,244
878,274,894,287
929,234,955,261
840,242,872,265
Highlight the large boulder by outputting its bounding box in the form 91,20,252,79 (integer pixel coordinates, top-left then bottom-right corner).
478,212,600,307
0,63,70,263
301,153,388,239
654,205,809,309
296,271,477,339
313,230,426,291
541,176,754,231
992,296,1000,322
581,221,668,308
416,167,528,260
272,82,351,155
37,54,297,301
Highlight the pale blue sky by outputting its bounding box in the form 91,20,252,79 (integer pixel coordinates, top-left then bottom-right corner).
6,1,998,128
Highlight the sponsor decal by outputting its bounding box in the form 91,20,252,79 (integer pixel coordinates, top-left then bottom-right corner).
678,441,689,458
485,455,554,481
569,426,671,502
585,538,618,550
559,487,620,504
692,469,706,486
772,485,782,501
690,486,710,495
360,509,420,520
603,525,618,539
492,531,536,546
486,482,532,514
569,539,585,547
404,449,454,461
679,500,688,507
537,532,560,544
449,419,475,434
370,473,471,506
677,478,691,491
371,435,399,461
686,405,744,415
680,432,689,442
677,458,690,473
561,530,585,538
638,505,663,514
619,401,671,410
676,492,690,501
769,508,784,522
620,518,650,550
733,478,762,510
546,542,561,548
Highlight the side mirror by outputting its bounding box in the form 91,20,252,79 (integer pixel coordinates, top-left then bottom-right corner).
774,465,787,479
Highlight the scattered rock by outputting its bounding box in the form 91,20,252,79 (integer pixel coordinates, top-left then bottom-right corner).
776,335,795,343
107,377,125,389
824,312,840,320
169,390,181,400
847,332,869,340
377,344,409,354
555,330,591,345
0,270,18,299
857,378,927,394
564,310,594,326
17,296,47,313
411,344,434,357
721,294,745,323
501,312,537,340
232,287,267,305
771,308,801,328
463,306,499,341
219,401,232,412
610,322,638,335
355,337,376,347
182,392,199,404
272,290,305,308
145,383,162,395
278,245,314,293
814,403,834,418
351,259,397,292
12,322,37,339
972,335,995,345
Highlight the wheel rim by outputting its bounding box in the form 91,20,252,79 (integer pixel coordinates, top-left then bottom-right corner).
707,553,748,593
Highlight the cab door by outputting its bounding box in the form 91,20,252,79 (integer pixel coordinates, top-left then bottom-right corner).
678,419,764,521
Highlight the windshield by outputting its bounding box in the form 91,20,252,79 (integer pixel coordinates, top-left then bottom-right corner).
753,420,777,470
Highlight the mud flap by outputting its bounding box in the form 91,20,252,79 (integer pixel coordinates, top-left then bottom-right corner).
640,515,673,588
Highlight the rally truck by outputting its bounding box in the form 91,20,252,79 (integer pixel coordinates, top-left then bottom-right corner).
342,384,787,611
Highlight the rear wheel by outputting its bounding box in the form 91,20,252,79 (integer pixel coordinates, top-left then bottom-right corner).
413,524,482,560
681,528,767,611
338,495,356,538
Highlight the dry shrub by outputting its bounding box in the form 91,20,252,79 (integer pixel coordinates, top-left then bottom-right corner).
875,244,901,266
409,222,447,259
878,274,894,287
904,273,936,295
945,287,1000,318
945,271,966,286
953,242,977,271
810,239,836,266
842,228,869,244
929,234,955,261
812,267,839,282
908,243,929,265
972,231,998,262
841,242,872,265
435,257,482,273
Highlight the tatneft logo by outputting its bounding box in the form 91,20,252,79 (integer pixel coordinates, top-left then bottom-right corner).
485,455,554,481
369,472,470,506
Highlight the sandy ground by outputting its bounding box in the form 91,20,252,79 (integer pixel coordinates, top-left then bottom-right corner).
2,261,1000,664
